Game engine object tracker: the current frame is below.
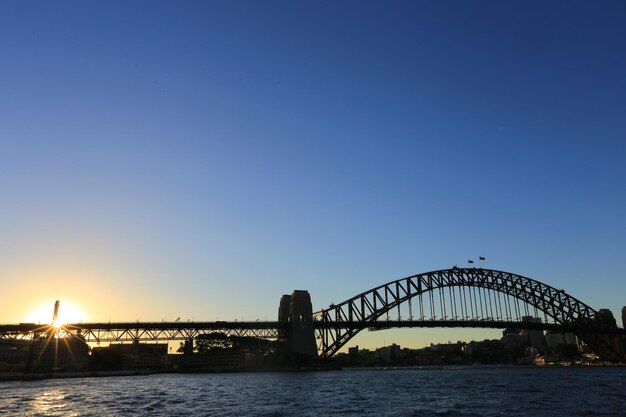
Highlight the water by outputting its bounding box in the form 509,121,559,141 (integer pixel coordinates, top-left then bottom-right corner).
0,367,624,416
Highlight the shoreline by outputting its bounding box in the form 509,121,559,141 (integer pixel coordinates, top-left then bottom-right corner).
2,362,624,382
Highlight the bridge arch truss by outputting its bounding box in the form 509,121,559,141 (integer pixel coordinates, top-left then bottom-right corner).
313,268,615,358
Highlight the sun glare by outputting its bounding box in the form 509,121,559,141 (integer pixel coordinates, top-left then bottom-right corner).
24,301,87,326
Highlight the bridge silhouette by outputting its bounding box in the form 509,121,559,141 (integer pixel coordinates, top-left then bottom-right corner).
1,268,624,361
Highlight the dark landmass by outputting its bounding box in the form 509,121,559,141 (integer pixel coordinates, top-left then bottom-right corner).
1,329,624,381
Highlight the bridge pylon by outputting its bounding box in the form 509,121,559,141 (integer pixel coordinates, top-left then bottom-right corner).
278,290,317,358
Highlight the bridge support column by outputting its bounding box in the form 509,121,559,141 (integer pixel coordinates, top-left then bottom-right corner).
278,290,317,358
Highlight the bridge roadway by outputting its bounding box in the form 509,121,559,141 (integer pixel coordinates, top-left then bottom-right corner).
1,319,623,344
0,321,285,343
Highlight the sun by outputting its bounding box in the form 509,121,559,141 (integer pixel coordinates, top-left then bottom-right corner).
24,300,87,326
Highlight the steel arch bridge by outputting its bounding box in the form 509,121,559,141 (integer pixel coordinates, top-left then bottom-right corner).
313,268,622,359
1,268,623,362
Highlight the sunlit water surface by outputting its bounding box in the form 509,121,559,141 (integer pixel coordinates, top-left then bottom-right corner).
1,366,624,416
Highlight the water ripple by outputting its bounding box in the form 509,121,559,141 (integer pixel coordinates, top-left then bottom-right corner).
0,367,624,416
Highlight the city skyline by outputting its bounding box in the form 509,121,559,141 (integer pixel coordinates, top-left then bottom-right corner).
1,1,626,350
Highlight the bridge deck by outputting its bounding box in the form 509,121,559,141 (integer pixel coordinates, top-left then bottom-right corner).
315,320,626,335
1,319,623,343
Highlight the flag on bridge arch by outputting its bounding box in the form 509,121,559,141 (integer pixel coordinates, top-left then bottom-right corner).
468,260,474,264
479,256,486,261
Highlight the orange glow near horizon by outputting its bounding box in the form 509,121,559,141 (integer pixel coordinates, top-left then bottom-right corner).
24,300,87,326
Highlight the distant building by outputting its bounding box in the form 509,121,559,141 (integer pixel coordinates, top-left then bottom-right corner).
348,346,359,357
373,344,402,363
545,331,577,348
389,343,401,361
376,346,390,363
521,316,546,349
31,336,90,372
91,343,168,370
622,306,626,329
597,309,617,327
501,333,527,350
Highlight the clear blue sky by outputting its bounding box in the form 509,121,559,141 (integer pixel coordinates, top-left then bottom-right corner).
1,1,625,347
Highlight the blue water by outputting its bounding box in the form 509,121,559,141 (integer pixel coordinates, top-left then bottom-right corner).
0,367,624,416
